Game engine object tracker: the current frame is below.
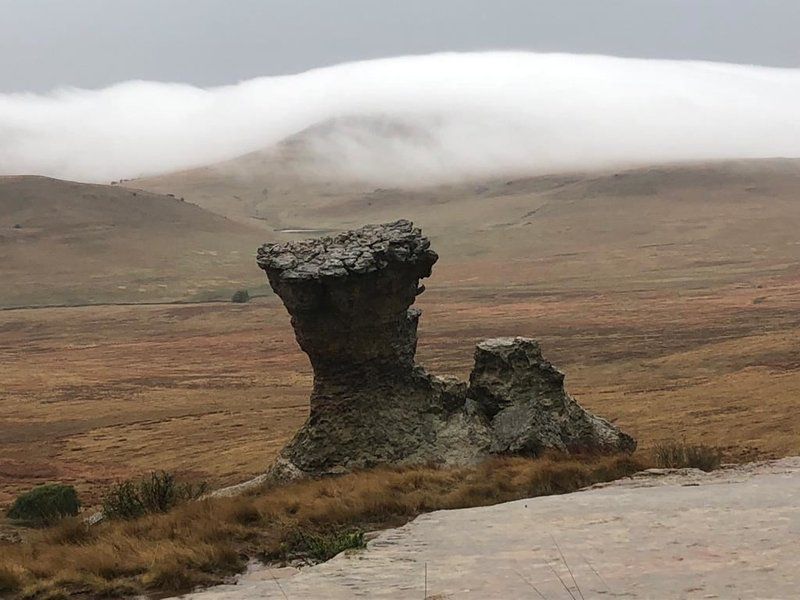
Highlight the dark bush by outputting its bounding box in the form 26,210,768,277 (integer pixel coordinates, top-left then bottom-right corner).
231,289,250,303
7,484,80,526
102,480,146,520
138,471,207,513
0,565,22,594
103,471,207,520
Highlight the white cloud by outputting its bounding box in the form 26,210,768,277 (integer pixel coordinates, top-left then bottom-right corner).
1,52,799,184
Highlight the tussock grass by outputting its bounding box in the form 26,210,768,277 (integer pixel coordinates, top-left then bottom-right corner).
286,529,366,562
0,453,644,599
653,441,722,472
0,564,24,595
40,517,97,546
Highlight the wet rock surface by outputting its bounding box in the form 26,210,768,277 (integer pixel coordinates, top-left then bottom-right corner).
257,220,634,478
178,457,800,600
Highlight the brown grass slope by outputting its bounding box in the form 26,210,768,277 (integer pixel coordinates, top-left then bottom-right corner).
135,152,800,293
0,454,644,599
0,176,266,307
2,154,800,511
2,149,800,593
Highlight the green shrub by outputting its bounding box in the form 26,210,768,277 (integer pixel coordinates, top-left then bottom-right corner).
7,484,80,526
102,480,146,520
231,289,250,303
103,471,207,520
286,529,366,562
654,441,722,472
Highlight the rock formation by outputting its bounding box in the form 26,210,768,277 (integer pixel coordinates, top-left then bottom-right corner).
469,338,635,454
257,219,634,478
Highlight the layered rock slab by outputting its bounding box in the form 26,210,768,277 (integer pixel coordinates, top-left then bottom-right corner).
257,219,633,478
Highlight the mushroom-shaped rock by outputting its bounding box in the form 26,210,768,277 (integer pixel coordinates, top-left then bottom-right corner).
257,220,635,479
258,220,488,478
257,220,437,376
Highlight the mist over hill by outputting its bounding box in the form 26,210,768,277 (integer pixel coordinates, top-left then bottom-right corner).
1,52,800,184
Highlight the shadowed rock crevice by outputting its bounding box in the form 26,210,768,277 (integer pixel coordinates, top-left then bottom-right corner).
257,220,634,478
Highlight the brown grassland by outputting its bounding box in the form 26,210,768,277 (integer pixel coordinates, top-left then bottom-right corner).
0,454,645,598
2,273,798,511
1,158,800,597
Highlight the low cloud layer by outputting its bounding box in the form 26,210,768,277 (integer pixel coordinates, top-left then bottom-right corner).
1,52,799,184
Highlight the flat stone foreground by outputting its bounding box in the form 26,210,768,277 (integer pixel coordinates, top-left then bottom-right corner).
181,457,800,599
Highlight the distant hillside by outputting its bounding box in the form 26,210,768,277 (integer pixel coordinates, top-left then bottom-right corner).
0,176,266,307
134,141,800,294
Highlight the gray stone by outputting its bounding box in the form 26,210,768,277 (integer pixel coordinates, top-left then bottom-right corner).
469,337,635,454
177,457,800,600
257,220,634,478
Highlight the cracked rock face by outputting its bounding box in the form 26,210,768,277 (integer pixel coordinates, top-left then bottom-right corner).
257,220,437,377
257,220,634,478
469,338,636,454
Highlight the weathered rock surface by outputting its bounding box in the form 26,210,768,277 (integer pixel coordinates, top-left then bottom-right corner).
178,457,800,600
470,337,636,454
257,220,633,478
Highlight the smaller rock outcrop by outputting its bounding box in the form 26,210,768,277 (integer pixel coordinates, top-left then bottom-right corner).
257,220,635,479
469,338,636,454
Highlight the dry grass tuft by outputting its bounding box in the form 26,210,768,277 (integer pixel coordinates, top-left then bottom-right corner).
0,563,24,594
653,441,723,472
40,517,97,546
0,453,644,599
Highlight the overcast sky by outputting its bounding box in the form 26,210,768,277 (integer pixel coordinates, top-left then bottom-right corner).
1,0,798,93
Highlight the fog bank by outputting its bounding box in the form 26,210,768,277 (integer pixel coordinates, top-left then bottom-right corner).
1,52,799,184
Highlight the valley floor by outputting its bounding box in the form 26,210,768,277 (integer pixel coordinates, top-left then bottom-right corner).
2,266,800,507
179,456,800,600
4,160,800,509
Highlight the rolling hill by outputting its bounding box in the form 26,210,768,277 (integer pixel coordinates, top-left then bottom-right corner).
0,176,266,307
133,128,800,296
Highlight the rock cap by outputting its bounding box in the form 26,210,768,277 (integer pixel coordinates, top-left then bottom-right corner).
476,337,543,353
257,219,438,281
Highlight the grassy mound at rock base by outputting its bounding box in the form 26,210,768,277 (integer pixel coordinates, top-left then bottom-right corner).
0,454,645,599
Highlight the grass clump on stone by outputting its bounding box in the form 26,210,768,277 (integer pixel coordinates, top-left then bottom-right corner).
285,529,366,562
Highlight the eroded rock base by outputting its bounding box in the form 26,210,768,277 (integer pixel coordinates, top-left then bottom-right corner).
469,338,635,455
273,362,491,478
